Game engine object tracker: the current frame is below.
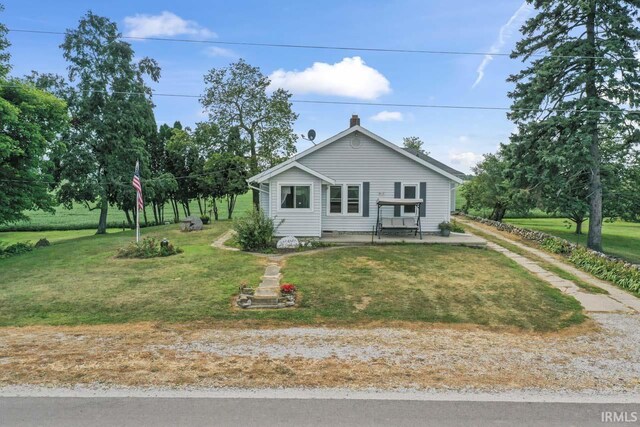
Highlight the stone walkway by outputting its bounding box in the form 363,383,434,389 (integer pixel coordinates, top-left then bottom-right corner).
255,262,281,298
460,219,639,314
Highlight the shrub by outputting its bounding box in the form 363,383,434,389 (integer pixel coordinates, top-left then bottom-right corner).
280,283,296,294
200,215,210,225
0,241,34,259
35,238,51,248
233,209,279,251
541,237,573,254
569,247,640,294
450,220,465,233
116,237,183,259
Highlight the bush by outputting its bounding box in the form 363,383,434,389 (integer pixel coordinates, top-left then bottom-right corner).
233,209,278,251
569,247,640,294
0,241,34,259
438,221,453,231
116,237,183,259
450,220,465,233
541,237,573,254
200,215,210,225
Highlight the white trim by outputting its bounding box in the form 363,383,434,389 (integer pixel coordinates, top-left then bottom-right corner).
402,183,419,216
277,182,314,212
326,184,343,216
326,183,362,216
248,126,463,184
250,161,335,184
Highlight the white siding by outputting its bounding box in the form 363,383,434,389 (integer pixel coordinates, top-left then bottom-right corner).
297,132,452,232
259,183,270,214
270,167,322,237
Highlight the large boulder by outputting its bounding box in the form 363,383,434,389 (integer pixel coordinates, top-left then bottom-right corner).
276,236,300,250
180,215,203,231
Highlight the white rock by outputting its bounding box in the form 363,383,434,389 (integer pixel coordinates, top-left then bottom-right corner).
277,236,300,249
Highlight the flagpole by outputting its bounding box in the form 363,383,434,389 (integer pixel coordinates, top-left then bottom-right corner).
136,201,140,243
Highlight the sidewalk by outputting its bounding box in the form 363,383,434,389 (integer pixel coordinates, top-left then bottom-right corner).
460,219,640,314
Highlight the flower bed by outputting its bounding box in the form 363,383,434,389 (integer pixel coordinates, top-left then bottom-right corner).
461,213,640,295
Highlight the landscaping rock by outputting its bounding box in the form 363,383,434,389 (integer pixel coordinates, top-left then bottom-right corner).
180,216,203,232
35,238,50,248
276,236,300,249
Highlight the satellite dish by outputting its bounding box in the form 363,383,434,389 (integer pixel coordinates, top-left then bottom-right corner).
301,129,317,145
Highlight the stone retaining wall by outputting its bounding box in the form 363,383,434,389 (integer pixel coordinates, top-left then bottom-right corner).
460,213,640,271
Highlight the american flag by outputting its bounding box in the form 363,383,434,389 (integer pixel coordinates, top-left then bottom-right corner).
132,161,143,210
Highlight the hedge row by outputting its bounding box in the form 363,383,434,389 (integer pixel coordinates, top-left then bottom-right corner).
461,214,640,295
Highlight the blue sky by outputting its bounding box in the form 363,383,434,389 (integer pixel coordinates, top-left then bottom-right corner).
2,0,534,173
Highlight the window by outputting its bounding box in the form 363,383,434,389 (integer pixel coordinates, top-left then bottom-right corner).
347,185,360,214
327,184,361,215
280,185,311,209
329,186,342,213
403,184,417,214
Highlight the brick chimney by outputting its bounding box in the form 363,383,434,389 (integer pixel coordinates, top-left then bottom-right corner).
350,114,361,127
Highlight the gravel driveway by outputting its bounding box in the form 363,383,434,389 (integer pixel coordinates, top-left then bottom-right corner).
0,314,638,392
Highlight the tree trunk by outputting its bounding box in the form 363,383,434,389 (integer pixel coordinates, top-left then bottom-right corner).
249,131,260,209
575,219,583,235
143,205,148,226
96,198,108,234
585,3,603,252
124,209,133,229
490,205,507,222
227,194,237,219
197,197,203,216
171,198,180,222
212,198,219,221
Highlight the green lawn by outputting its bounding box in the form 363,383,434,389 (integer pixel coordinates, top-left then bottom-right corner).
0,192,253,231
504,218,640,265
0,222,584,331
282,246,584,331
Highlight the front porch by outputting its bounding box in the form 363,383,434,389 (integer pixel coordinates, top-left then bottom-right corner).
320,232,487,247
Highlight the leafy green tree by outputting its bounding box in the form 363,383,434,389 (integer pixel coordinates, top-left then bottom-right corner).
200,59,298,207
203,153,248,219
0,6,69,225
508,0,640,251
461,153,531,221
58,11,160,234
402,136,428,155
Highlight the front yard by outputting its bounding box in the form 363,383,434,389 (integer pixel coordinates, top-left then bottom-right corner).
0,222,583,331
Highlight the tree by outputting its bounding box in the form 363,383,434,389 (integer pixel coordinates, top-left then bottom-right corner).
0,6,69,225
503,120,591,234
59,11,160,234
200,59,298,207
203,153,248,219
508,0,640,251
402,136,428,155
461,153,531,221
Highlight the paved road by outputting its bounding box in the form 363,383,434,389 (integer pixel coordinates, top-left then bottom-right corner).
1,397,638,426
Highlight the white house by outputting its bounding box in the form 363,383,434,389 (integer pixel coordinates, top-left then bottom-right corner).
248,115,464,238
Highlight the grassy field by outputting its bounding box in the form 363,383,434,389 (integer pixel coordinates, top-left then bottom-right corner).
504,218,640,265
0,192,254,231
0,221,584,330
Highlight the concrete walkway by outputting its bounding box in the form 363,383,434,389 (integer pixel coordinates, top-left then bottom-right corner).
255,262,281,298
321,232,486,246
460,219,639,313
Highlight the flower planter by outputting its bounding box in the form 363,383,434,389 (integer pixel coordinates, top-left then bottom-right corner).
441,229,451,237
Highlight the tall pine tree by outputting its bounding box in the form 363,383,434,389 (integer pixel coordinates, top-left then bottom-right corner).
507,0,640,251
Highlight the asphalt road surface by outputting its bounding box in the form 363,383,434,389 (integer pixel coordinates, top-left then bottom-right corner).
1,397,639,427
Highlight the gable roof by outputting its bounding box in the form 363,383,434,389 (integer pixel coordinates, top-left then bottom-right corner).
252,161,336,184
402,148,466,179
248,125,464,184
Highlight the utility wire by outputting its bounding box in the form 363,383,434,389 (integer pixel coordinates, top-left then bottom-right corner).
7,28,640,61
1,83,637,114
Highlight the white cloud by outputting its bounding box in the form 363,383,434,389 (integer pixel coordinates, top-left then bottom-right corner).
370,111,403,122
269,57,391,100
449,151,484,170
204,46,237,58
124,11,215,39
472,2,533,88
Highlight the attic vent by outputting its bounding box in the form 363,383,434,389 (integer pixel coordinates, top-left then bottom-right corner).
350,134,362,149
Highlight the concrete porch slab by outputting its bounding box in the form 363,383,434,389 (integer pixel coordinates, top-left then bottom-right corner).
320,232,486,247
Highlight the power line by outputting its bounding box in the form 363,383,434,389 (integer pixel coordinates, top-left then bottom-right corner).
1,83,637,114
7,28,640,61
